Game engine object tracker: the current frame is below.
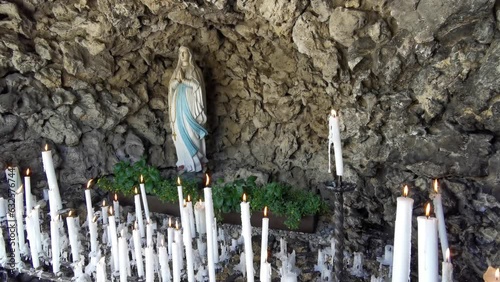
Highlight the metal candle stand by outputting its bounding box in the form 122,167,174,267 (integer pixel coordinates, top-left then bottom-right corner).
324,176,356,282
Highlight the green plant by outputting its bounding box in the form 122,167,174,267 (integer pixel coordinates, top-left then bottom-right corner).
212,176,257,215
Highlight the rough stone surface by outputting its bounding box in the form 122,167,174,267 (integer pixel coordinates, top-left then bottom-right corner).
0,0,499,280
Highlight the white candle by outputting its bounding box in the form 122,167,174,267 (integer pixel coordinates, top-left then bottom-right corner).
101,200,108,225
89,214,98,254
177,177,186,241
204,175,216,282
186,195,195,238
24,169,32,214
432,179,449,259
213,217,219,263
26,213,39,268
172,238,181,282
41,145,62,211
146,220,153,247
85,180,94,228
183,205,195,282
145,245,154,282
328,109,344,176
119,231,128,282
174,221,184,271
159,240,171,282
31,205,42,268
442,248,453,282
417,203,439,282
51,215,61,274
15,185,27,255
194,199,206,234
113,193,120,222
108,207,120,272
134,188,145,238
241,194,254,282
132,222,144,278
261,257,271,282
392,185,414,282
96,256,107,282
66,210,80,262
167,218,174,257
140,175,151,222
260,206,270,279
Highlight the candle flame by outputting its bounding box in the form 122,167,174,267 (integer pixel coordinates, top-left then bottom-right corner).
16,185,23,194
140,175,144,183
183,199,187,207
331,109,337,117
108,206,114,216
102,200,107,207
187,195,191,202
45,144,48,151
175,220,179,230
425,203,431,217
168,217,172,227
205,174,210,186
496,268,499,280
177,177,181,186
243,193,247,202
26,168,30,176
86,179,93,189
134,187,138,194
264,206,268,217
114,193,118,201
93,215,99,223
403,185,408,197
68,210,74,217
445,248,450,263
433,179,439,193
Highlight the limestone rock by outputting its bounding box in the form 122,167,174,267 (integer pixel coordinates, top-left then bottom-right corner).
329,8,367,47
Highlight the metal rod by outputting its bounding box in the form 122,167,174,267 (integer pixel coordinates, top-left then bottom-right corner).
332,189,345,282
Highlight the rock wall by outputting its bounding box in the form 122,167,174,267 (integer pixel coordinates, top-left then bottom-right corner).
0,0,499,279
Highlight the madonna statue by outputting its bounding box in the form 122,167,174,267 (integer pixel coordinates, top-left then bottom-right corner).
168,46,208,173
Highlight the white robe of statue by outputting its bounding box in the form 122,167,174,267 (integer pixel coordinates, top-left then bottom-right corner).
168,46,208,173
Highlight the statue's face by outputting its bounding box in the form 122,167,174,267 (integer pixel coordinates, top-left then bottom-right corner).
180,48,189,62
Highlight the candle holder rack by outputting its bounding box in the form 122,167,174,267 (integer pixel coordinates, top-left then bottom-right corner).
324,177,356,282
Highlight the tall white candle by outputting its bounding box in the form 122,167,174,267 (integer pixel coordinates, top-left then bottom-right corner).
194,200,206,234
85,179,94,226
159,239,171,282
24,169,32,214
167,218,174,258
241,194,254,282
177,177,186,241
32,205,42,267
417,203,439,282
174,221,184,271
96,256,107,282
442,248,453,282
132,222,144,278
183,205,195,282
261,254,271,282
204,175,216,282
172,238,181,282
89,215,98,254
101,200,108,225
186,195,195,238
119,232,128,282
66,210,80,263
134,187,145,237
113,193,120,222
328,109,344,176
145,245,154,282
260,206,270,279
51,215,61,274
41,145,62,211
146,220,153,247
15,185,27,255
392,185,414,282
26,213,39,268
432,179,449,259
108,207,120,272
140,175,151,222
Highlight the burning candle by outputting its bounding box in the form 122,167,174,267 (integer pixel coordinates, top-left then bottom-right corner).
186,195,195,238
328,109,344,176
204,174,216,282
42,145,62,212
132,221,144,278
194,199,206,235
432,179,449,259
167,217,174,258
113,193,120,222
66,210,80,262
177,177,185,230
260,206,270,278
108,206,120,272
392,185,414,282
51,215,61,274
417,203,438,282
134,187,145,238
24,169,32,214
183,204,195,282
89,214,98,254
101,200,108,225
140,175,151,222
85,179,94,226
442,248,453,282
241,193,254,282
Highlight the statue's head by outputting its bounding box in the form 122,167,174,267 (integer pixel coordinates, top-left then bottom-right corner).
179,46,191,64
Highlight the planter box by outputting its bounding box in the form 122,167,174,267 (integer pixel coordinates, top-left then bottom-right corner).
111,193,317,233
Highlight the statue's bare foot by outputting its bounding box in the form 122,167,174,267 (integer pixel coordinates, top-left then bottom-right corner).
177,165,186,175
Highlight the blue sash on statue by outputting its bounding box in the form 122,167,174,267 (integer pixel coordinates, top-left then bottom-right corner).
176,83,208,157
